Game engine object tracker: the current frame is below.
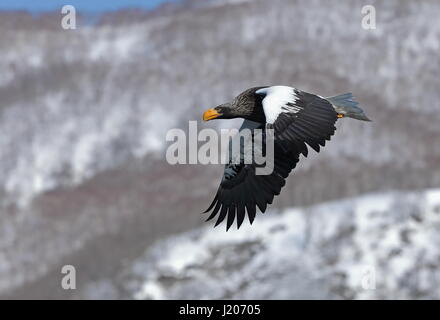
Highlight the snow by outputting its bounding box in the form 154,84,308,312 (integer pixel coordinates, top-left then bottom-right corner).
0,0,439,207
125,189,440,300
89,28,141,61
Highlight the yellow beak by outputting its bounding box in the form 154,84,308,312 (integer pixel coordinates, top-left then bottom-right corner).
203,108,221,121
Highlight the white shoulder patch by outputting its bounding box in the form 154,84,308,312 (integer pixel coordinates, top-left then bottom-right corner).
256,86,300,124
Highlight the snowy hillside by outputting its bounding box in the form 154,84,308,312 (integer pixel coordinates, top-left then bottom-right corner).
1,0,440,299
1,0,440,207
123,189,440,300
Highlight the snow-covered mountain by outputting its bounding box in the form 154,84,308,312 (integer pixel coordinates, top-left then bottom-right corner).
123,189,440,300
1,0,440,207
1,0,440,299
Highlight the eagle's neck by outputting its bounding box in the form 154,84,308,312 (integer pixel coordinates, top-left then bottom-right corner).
234,88,267,123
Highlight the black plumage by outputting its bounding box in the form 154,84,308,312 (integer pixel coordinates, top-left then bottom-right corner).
202,86,369,230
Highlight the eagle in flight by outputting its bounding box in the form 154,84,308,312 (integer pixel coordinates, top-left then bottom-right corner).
203,86,370,230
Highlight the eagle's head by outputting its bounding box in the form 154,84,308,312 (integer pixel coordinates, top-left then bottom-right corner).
203,87,267,123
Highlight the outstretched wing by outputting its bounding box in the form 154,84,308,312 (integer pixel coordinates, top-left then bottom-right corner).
256,86,338,156
204,86,339,230
203,120,300,230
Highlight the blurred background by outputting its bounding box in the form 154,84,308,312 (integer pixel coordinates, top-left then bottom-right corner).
0,0,439,299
